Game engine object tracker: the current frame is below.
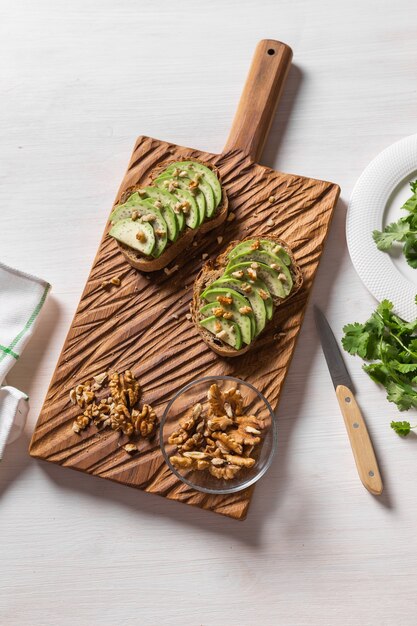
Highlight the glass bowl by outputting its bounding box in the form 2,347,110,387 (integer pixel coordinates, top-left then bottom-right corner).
160,375,277,495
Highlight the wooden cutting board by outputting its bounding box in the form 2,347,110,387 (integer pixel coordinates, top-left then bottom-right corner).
29,40,340,520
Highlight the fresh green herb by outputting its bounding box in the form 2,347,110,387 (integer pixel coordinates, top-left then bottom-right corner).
390,420,417,437
342,300,417,412
373,180,417,268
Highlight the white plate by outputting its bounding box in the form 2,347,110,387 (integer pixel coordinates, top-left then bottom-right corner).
347,134,417,321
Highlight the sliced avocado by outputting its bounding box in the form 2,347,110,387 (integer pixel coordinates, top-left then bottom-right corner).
110,200,167,258
200,287,254,344
226,250,293,296
109,219,155,256
200,316,242,350
137,188,178,241
161,161,221,209
228,239,291,266
225,261,286,299
139,186,185,234
154,179,199,229
208,277,268,334
155,172,206,224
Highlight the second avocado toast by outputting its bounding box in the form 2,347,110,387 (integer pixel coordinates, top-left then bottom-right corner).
192,236,303,356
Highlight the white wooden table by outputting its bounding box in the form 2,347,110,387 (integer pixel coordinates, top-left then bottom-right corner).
1,1,417,624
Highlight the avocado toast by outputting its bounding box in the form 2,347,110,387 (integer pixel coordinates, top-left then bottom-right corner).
109,159,228,271
192,236,303,357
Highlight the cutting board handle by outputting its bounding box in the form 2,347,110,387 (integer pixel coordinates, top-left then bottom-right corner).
223,39,293,162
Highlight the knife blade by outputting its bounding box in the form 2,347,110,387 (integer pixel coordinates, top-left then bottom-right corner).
314,306,383,496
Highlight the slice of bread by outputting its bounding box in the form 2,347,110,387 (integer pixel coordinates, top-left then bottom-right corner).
191,235,303,357
112,158,228,271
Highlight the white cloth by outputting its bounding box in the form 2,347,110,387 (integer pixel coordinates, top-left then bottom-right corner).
0,262,50,459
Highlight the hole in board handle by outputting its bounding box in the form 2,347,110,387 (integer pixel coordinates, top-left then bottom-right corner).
267,49,275,55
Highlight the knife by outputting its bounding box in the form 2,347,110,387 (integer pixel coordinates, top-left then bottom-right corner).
314,306,383,495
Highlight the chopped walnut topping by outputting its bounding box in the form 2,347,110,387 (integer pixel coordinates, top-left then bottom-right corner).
239,306,252,315
258,289,269,301
153,200,163,209
247,267,257,281
167,181,178,193
110,277,121,286
222,311,233,320
141,214,156,223
202,253,209,260
231,270,244,279
240,282,252,294
179,170,188,177
215,330,228,340
123,443,137,454
213,306,225,317
266,218,274,227
136,230,147,243
131,210,139,221
226,212,236,222
268,195,276,203
164,264,179,276
216,295,233,305
278,273,287,282
272,245,282,255
250,240,260,250
214,320,222,333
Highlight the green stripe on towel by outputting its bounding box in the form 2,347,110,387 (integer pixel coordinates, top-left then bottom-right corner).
0,345,19,359
0,284,50,364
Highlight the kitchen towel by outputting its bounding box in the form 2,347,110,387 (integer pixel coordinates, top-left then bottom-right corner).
0,262,50,459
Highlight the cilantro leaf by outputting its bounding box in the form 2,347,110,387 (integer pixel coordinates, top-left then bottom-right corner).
403,235,417,268
342,301,417,419
372,221,410,250
373,179,417,265
390,420,412,437
341,323,369,358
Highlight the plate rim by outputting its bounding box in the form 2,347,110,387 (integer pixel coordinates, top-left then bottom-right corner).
346,133,417,322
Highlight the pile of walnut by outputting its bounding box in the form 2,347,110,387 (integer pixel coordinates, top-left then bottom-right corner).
168,383,264,480
69,370,157,452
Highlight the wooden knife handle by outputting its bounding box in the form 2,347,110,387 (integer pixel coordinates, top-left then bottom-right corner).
335,385,383,495
223,39,292,162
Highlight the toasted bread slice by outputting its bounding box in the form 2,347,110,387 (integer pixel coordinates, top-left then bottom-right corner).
191,235,303,357
112,159,228,271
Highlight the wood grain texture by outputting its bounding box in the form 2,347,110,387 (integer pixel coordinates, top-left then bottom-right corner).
335,385,383,495
224,39,293,160
29,134,339,519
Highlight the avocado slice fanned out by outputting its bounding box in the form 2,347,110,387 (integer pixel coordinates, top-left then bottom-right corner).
225,261,286,299
207,277,269,334
154,179,200,229
200,316,242,350
136,187,180,241
138,186,185,235
226,250,293,296
110,199,168,258
110,219,155,256
200,288,255,344
161,161,222,210
155,172,207,224
228,239,291,266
